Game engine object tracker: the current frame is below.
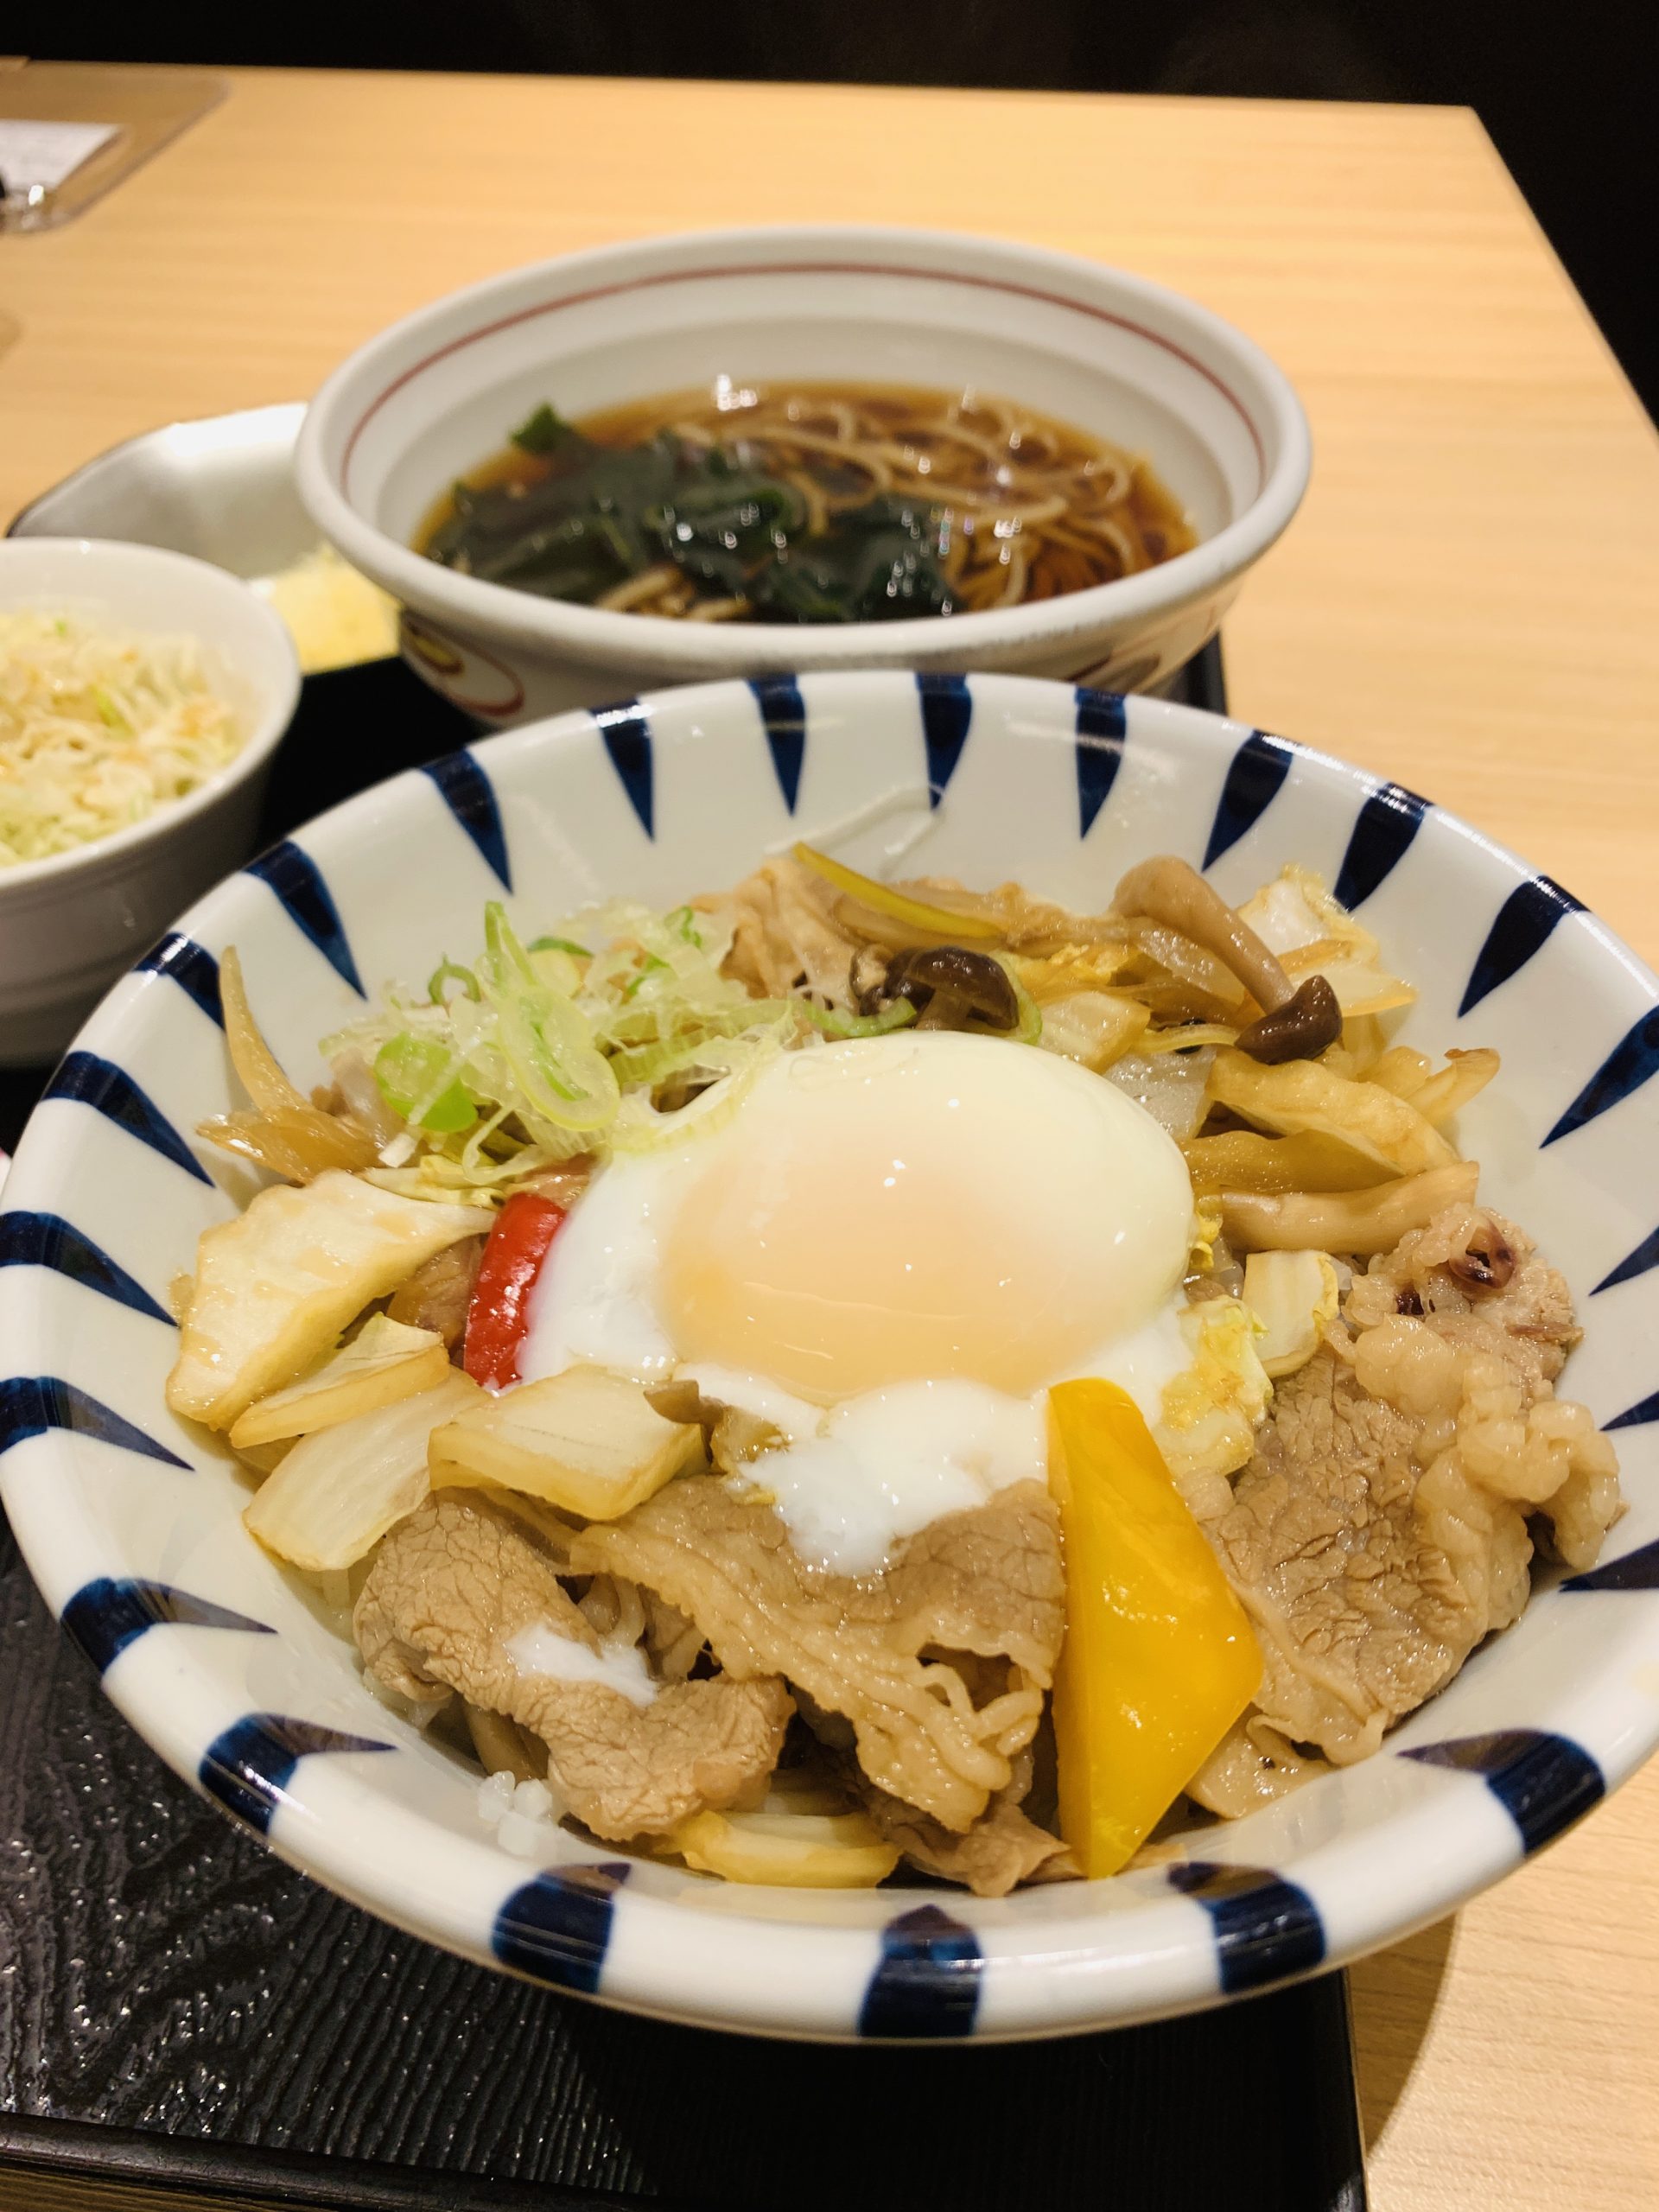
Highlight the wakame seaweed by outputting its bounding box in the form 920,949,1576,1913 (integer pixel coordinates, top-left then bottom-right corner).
421,403,957,623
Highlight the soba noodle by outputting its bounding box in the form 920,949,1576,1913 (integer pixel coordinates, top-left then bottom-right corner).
416,380,1197,624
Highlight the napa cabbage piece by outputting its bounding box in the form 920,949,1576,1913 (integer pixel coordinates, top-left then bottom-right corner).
1277,944,1414,1018
1235,864,1416,1018
236,1436,295,1476
1103,1046,1216,1139
1034,990,1150,1071
431,1364,703,1518
166,1172,492,1428
1007,944,1137,998
229,1313,449,1448
1242,1249,1341,1377
1237,864,1378,960
1154,1297,1274,1487
244,1369,481,1571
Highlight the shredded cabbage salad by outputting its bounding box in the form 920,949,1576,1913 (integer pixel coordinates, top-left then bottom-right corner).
0,610,245,867
322,900,918,1203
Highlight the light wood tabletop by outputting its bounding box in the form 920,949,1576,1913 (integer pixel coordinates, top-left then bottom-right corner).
3,63,1657,2212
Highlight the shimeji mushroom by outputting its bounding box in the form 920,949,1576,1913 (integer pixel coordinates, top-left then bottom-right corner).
1112,855,1343,1063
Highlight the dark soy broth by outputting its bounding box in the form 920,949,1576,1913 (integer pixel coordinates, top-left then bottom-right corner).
417,378,1198,624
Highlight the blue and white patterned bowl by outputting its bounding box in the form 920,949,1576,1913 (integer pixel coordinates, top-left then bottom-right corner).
3,670,1656,2043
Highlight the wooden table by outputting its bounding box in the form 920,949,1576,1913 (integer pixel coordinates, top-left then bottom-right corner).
3,64,1657,2212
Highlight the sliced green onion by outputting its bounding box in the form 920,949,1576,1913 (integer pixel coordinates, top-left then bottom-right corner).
794,997,919,1039
995,956,1045,1046
374,1033,478,1133
483,900,538,986
622,954,670,1002
610,1023,790,1154
457,1103,514,1176
428,957,480,1004
606,1035,725,1090
529,934,592,958
603,1001,786,1087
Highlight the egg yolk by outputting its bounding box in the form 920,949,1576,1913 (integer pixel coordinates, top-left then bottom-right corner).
658,1032,1193,1405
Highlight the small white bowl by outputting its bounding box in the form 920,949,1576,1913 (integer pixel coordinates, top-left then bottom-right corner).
297,226,1310,723
0,539,301,1065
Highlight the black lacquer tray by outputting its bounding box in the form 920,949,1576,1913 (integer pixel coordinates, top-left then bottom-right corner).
0,645,1368,2212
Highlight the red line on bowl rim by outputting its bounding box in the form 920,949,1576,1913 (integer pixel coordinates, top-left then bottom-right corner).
339,260,1269,501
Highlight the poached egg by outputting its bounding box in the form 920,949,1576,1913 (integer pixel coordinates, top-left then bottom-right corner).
520,1032,1197,1573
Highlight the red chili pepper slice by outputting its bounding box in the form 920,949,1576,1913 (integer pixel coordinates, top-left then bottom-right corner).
462,1192,567,1389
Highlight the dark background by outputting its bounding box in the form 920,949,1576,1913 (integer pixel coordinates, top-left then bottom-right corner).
47,0,1658,422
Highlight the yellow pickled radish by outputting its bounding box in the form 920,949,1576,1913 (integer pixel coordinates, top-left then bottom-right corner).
1047,1377,1261,1878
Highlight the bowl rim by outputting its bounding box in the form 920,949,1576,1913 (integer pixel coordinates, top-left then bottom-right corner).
8,665,1652,2040
0,537,301,897
296,223,1312,672
5,403,311,546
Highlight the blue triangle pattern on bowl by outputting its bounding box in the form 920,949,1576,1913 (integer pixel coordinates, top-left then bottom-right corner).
1074,687,1126,838
1542,1007,1659,1146
1600,1387,1659,1432
1459,875,1585,1016
0,1376,189,1470
245,841,365,996
0,1212,174,1325
200,1713,394,1836
1166,1862,1325,1993
1332,782,1429,910
857,1903,982,2037
916,673,971,808
594,700,653,836
1203,728,1294,868
493,1862,632,1993
1592,1224,1659,1295
1563,1537,1659,1592
422,751,512,891
43,1053,210,1185
134,932,224,1027
61,1576,273,1675
1402,1729,1604,1853
750,675,806,813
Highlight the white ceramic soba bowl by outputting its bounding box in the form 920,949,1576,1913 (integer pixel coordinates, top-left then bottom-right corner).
296,227,1310,724
3,671,1656,2042
0,538,301,1064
